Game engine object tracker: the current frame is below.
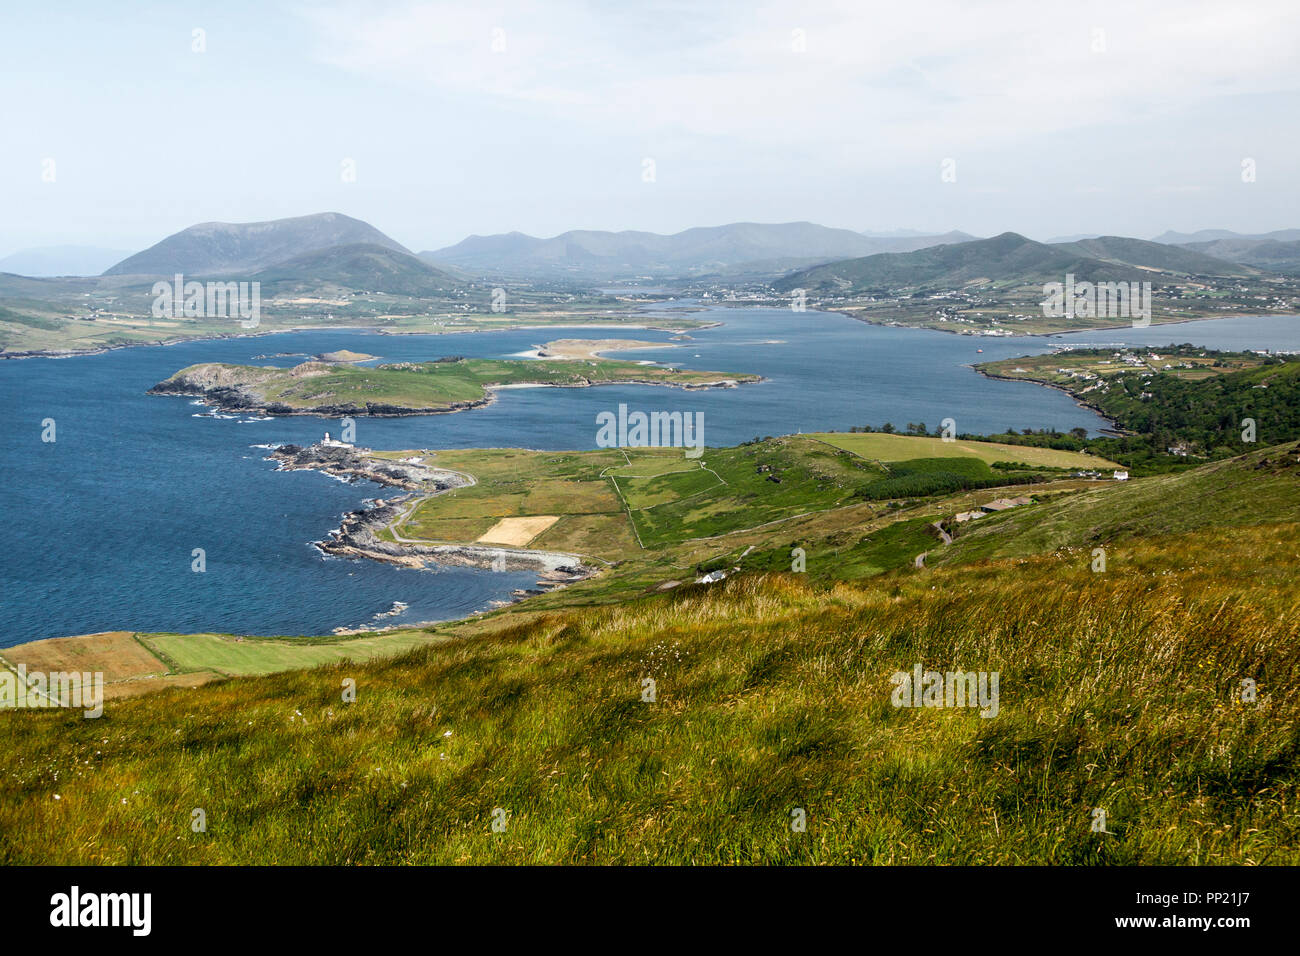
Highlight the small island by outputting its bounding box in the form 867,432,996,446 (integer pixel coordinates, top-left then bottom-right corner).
148,340,760,417
313,349,377,363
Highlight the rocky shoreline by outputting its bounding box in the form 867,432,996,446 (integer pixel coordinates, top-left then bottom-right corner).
268,442,464,490
149,373,491,417
267,442,596,592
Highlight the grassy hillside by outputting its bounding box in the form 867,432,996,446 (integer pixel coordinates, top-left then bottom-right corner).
778,232,1251,296
777,232,1143,294
2,517,1296,864
249,243,459,297
1053,235,1255,276
1184,237,1300,275
932,441,1300,566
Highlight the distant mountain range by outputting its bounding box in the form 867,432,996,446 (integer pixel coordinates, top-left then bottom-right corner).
1152,228,1300,245
9,214,1297,299
1057,236,1255,276
422,223,978,278
1141,230,1300,276
774,232,1256,294
1174,237,1300,276
104,212,410,277
0,245,134,277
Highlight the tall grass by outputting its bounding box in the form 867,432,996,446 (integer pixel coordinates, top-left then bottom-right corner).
2,522,1297,864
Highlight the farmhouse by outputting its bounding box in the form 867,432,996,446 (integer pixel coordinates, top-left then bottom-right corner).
981,496,1032,513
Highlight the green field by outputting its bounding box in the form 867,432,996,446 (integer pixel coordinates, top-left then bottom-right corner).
812,431,1121,469
393,447,631,556
141,631,447,677
394,436,1072,562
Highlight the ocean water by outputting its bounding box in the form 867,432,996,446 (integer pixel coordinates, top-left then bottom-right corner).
1,305,1296,646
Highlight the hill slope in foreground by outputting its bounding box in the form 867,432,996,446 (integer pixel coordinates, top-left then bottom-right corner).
1,443,1297,864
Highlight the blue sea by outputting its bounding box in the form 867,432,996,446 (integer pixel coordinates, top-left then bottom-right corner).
2,305,1297,646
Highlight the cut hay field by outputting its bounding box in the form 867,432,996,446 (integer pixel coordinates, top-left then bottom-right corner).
0,631,223,700
476,515,560,546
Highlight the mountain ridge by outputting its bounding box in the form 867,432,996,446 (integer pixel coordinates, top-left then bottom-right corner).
775,231,1253,294
248,243,459,297
104,212,411,277
422,222,978,277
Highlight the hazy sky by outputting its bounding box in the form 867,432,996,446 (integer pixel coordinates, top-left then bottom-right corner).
2,0,1298,255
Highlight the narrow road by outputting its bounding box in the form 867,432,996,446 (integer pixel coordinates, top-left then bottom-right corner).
914,521,953,569
385,464,477,544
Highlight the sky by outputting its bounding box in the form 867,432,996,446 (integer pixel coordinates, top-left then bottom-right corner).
1,0,1298,256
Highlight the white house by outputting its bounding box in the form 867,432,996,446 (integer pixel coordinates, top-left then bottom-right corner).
1113,470,1129,481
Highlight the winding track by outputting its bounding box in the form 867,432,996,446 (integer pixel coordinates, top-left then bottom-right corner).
383,461,477,544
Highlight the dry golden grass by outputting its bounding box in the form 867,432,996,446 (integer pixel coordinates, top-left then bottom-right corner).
3,631,165,683
1,632,226,702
